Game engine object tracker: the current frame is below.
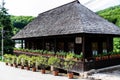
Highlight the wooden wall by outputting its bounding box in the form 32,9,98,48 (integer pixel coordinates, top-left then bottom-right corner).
24,34,113,58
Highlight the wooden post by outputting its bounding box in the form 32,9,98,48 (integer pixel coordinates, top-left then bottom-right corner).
82,36,85,71
21,40,23,49
107,37,113,52
64,40,68,52
42,38,45,50
54,38,57,53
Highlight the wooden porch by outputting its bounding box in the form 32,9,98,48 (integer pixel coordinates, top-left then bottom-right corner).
14,50,120,72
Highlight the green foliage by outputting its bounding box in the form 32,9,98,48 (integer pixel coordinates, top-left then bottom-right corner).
35,56,43,68
17,54,26,65
0,3,14,54
30,56,37,67
56,51,67,57
66,52,74,60
11,16,34,34
113,38,120,52
97,5,120,27
40,56,48,69
64,52,76,72
64,60,75,72
74,52,83,59
11,55,17,64
4,54,15,64
43,50,48,54
48,57,60,67
47,51,55,55
97,5,120,52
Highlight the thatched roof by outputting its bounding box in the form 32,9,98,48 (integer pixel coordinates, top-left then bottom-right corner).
12,0,120,39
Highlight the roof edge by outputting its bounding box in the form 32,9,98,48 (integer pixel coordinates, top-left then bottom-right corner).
37,0,80,17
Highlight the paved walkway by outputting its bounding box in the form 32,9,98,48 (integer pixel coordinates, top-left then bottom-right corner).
2,62,120,80
0,62,85,80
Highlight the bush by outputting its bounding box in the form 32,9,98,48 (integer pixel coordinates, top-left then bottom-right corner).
48,57,60,67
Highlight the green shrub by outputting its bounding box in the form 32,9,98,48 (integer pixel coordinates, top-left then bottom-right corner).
48,57,60,67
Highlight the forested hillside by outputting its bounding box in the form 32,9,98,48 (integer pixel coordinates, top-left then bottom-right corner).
11,16,34,34
97,5,120,52
97,5,120,27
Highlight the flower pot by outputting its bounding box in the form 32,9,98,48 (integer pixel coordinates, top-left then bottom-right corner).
10,64,13,67
15,65,18,68
5,63,8,65
14,63,18,68
67,72,73,79
110,55,113,59
41,69,46,74
21,66,24,69
53,70,59,76
26,66,30,70
32,67,36,72
96,57,100,61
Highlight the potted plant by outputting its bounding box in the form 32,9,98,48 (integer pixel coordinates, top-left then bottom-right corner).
94,54,101,61
101,52,109,60
56,51,67,58
48,56,60,76
42,50,48,56
66,52,74,60
38,50,44,55
5,54,14,66
74,52,83,61
12,55,17,68
34,56,43,71
4,54,10,65
40,56,48,74
30,56,37,72
17,54,26,69
25,56,31,70
47,51,55,56
64,52,75,79
64,60,75,79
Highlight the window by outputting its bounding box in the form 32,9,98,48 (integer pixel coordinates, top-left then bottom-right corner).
58,42,64,51
68,42,74,52
103,42,107,53
15,40,25,48
45,43,50,50
92,42,98,56
51,43,54,51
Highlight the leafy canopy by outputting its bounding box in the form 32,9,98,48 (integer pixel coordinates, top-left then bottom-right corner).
0,2,14,54
97,5,120,52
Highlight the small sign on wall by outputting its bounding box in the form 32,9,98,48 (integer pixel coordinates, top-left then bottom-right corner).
75,37,82,44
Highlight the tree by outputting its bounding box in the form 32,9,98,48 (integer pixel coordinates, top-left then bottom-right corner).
97,5,120,52
11,16,34,34
0,1,14,54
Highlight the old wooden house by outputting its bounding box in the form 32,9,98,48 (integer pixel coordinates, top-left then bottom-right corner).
12,0,120,71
